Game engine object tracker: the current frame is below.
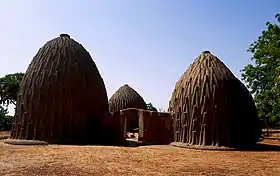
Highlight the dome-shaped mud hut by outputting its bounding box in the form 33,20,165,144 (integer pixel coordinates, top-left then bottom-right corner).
109,84,147,131
169,51,261,149
9,34,109,144
109,84,147,112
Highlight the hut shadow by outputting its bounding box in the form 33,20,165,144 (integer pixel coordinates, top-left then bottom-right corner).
219,140,280,152
2,139,140,147
234,137,280,152
236,143,280,152
256,143,280,151
170,141,280,152
45,139,140,147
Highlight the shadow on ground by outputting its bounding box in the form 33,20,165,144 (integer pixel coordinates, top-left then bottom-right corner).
240,143,280,152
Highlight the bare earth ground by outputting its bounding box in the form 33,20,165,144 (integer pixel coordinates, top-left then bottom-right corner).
0,132,280,176
0,131,9,139
263,129,280,139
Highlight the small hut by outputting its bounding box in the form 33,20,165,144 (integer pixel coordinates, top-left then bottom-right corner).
109,84,147,131
9,34,109,144
169,51,261,149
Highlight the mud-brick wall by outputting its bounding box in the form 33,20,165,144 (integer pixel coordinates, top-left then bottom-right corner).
138,110,172,144
100,111,126,144
120,108,139,132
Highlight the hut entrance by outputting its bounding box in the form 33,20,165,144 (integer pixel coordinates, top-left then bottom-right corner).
122,108,140,143
119,108,172,145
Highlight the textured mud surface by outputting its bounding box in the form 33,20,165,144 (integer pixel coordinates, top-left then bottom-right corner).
11,34,109,143
169,51,260,148
109,84,147,113
0,139,279,176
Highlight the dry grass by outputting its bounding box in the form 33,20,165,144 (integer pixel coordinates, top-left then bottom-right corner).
0,136,279,176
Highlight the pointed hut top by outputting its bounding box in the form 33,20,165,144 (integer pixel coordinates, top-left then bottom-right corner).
202,50,211,54
60,33,71,38
109,84,147,112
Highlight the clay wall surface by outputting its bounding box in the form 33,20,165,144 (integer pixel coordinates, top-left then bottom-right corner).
138,110,172,144
100,111,126,144
120,108,172,145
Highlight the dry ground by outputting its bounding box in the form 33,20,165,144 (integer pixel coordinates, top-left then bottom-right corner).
0,131,9,139
263,129,280,139
0,132,280,176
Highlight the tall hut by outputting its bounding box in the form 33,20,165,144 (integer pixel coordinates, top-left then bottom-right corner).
9,34,109,144
169,51,261,149
109,84,147,131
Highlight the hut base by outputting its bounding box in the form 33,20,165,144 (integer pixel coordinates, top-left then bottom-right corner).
3,139,49,145
0,135,9,140
126,138,142,147
170,142,235,151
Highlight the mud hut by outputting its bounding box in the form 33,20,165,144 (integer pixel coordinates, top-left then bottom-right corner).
109,84,147,131
9,34,109,144
169,51,261,149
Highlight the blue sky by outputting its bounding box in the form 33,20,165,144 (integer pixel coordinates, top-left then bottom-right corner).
0,0,279,114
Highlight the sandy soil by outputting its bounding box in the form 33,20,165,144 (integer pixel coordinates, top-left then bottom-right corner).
0,131,9,139
0,137,280,176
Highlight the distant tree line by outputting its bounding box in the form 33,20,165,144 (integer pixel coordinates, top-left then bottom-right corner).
146,102,157,112
0,106,13,130
0,72,24,130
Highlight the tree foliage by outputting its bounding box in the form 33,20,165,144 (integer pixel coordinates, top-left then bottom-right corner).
241,13,280,127
158,108,166,112
0,72,24,106
0,106,13,131
146,102,157,112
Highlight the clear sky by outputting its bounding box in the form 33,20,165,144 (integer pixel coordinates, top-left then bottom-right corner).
0,0,279,114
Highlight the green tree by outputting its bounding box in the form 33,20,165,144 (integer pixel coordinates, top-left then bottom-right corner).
0,106,13,131
0,72,24,106
241,13,280,127
146,102,157,112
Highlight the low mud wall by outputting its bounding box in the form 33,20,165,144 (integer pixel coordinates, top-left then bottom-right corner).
108,108,172,145
138,110,172,144
101,111,126,144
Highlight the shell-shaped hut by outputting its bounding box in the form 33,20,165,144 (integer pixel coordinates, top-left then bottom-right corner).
109,84,147,131
169,51,261,149
109,84,147,112
9,34,109,144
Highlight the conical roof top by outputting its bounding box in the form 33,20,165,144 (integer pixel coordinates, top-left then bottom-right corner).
178,51,234,86
109,84,147,112
169,51,260,149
